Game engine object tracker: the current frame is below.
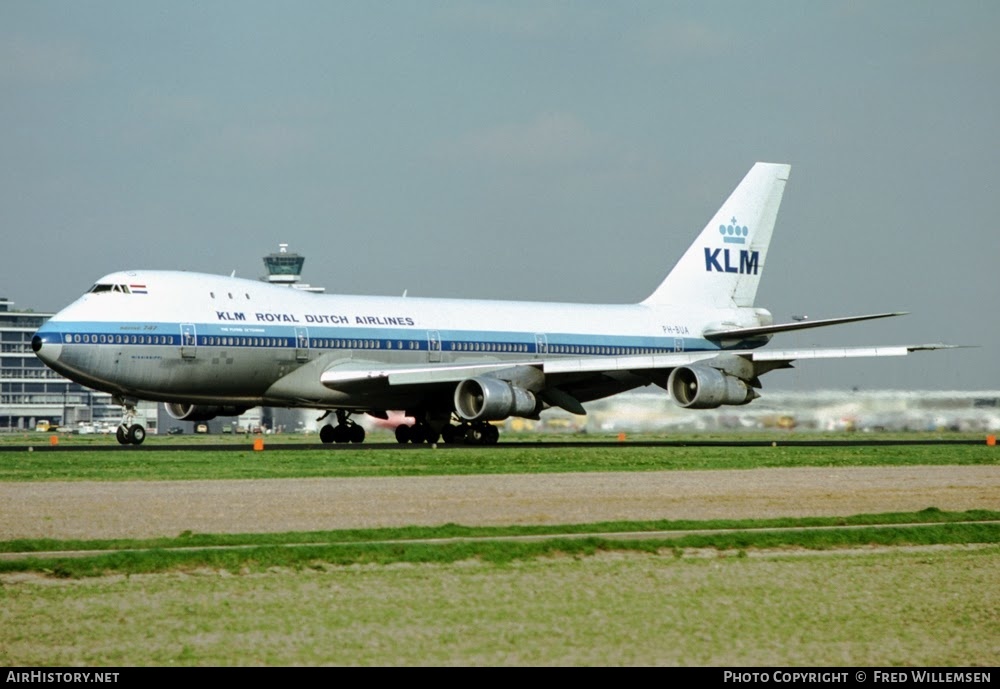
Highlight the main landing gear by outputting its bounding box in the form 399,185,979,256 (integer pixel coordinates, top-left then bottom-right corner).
318,410,366,444
314,410,501,445
114,396,146,446
395,418,500,445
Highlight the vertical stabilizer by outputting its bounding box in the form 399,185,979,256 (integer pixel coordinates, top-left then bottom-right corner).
642,162,790,309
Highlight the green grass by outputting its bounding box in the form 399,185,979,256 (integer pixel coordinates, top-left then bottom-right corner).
2,437,996,666
0,442,996,481
2,545,997,665
2,506,994,553
2,509,996,577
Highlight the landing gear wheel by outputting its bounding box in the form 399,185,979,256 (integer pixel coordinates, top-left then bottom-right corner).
331,424,350,443
128,424,146,445
465,425,484,445
320,424,336,444
464,423,500,445
350,424,365,443
484,424,500,445
395,424,411,444
114,396,142,446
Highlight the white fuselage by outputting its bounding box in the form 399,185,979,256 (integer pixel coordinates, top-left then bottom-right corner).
33,270,760,411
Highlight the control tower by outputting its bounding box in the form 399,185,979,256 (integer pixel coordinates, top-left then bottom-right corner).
261,243,324,293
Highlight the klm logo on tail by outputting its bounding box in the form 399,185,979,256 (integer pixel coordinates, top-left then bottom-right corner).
705,217,759,274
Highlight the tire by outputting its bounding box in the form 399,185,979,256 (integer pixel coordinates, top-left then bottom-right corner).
484,424,500,444
116,426,129,445
128,424,146,445
332,424,350,443
350,424,366,443
394,424,411,444
441,424,458,444
465,426,484,445
319,424,335,444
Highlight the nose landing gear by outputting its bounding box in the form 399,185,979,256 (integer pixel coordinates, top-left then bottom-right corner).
114,396,146,445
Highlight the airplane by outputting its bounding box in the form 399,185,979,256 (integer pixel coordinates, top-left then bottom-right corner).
31,162,956,445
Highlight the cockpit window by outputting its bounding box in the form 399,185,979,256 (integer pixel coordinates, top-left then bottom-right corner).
88,283,132,294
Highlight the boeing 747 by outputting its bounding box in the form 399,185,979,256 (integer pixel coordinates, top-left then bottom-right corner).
31,163,954,444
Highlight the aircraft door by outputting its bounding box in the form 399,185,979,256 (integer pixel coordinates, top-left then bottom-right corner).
295,327,310,362
427,330,441,363
674,338,684,352
534,333,548,358
180,324,197,359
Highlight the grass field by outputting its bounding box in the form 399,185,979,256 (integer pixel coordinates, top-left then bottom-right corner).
0,440,996,481
2,507,996,573
2,546,996,665
0,437,997,666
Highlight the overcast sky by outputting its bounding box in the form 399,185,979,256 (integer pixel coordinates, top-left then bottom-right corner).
2,1,996,391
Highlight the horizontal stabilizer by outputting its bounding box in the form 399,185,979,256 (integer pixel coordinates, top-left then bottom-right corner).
704,312,907,340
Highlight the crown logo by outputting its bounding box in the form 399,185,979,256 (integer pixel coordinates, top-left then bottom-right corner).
719,217,749,244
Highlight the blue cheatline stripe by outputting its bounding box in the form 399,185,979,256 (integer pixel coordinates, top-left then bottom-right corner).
37,321,725,355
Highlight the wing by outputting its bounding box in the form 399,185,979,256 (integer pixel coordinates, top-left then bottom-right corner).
320,344,958,413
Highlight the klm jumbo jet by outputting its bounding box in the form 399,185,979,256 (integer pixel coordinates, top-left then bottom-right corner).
32,163,953,445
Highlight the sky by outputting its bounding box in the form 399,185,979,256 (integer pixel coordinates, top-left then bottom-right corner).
2,1,997,392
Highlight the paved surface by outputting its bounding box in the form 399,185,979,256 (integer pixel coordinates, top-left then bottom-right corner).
2,466,997,540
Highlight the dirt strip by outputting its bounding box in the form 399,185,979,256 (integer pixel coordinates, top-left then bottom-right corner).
1,465,997,540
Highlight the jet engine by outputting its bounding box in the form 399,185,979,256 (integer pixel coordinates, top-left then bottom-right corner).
163,403,249,422
667,365,758,409
454,376,538,421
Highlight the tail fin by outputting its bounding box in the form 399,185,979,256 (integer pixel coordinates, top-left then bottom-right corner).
642,162,791,309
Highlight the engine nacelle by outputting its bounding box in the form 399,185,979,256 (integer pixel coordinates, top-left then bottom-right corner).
667,365,757,409
454,377,538,421
163,403,250,422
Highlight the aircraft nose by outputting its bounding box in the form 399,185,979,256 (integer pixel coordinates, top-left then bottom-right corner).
32,333,63,365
